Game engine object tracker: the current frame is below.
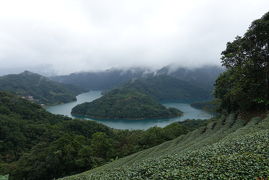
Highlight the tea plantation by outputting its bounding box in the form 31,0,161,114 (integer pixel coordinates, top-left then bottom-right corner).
60,113,269,179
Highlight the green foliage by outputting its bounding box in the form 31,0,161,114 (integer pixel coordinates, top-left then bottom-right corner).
90,132,113,159
215,12,269,112
61,114,269,180
0,71,84,105
71,88,182,120
0,91,200,180
12,135,94,180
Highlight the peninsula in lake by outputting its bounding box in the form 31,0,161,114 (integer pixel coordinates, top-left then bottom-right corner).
71,88,182,120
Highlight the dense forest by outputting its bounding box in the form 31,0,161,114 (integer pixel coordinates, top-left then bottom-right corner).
0,91,205,179
0,71,84,105
72,88,182,120
214,12,269,113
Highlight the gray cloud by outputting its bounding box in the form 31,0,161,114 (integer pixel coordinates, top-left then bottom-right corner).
0,0,268,75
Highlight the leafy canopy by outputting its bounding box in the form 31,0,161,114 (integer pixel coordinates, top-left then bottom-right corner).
215,12,269,112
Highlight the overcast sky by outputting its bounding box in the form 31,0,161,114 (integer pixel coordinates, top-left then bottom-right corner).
0,0,268,75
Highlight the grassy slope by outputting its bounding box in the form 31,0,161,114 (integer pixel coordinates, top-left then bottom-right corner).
61,113,269,179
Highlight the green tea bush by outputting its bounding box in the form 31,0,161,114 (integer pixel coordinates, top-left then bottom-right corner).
61,115,269,180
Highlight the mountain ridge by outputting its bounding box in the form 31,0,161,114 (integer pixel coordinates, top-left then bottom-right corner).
0,71,84,105
51,65,223,93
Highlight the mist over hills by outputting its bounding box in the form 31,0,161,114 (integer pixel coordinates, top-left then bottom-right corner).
51,65,223,93
122,75,210,102
157,65,225,91
0,1,268,180
51,67,151,90
0,65,222,106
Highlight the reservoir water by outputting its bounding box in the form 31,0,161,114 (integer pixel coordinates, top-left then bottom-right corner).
46,91,213,130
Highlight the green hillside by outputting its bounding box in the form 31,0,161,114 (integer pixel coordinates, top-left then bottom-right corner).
61,113,269,179
123,75,210,102
0,91,203,180
51,66,223,94
0,71,83,105
72,88,182,120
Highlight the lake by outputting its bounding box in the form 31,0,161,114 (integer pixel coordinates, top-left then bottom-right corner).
45,91,213,130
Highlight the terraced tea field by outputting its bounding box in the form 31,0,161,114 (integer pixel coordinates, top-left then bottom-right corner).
61,114,269,179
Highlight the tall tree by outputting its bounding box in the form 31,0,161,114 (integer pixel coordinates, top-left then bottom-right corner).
215,12,269,112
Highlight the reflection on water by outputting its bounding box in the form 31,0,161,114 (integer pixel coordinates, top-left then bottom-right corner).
46,91,213,130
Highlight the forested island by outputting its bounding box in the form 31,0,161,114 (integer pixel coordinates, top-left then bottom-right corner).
71,88,182,120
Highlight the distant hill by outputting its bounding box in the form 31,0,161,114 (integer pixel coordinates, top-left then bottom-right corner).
0,71,84,105
123,75,211,102
157,65,224,93
51,66,223,92
51,68,151,90
72,88,182,120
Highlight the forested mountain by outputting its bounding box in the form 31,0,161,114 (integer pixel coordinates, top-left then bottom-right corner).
72,88,182,120
51,66,223,93
0,91,204,180
123,75,211,102
157,65,224,93
0,71,84,105
51,68,151,90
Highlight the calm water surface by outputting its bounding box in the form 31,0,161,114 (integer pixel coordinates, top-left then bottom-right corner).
46,91,212,130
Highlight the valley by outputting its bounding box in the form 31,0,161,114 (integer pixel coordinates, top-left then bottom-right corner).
0,4,268,180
